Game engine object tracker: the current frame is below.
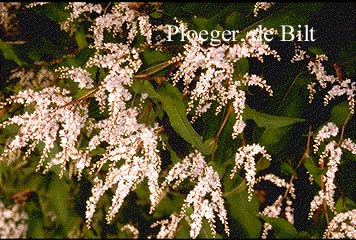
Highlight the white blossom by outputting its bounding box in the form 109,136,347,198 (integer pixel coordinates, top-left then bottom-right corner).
171,27,279,137
151,213,182,239
56,66,94,89
9,67,56,89
305,54,355,114
0,201,28,238
290,45,307,63
313,122,339,154
341,138,356,154
253,2,275,17
230,144,272,201
257,174,296,238
26,2,49,8
260,195,283,239
121,224,140,239
89,3,153,48
0,87,89,178
0,2,21,35
61,2,103,34
158,150,229,238
310,141,342,217
323,209,356,239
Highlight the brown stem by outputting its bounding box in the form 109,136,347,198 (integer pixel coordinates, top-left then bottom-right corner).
214,105,234,142
296,125,312,169
338,113,351,146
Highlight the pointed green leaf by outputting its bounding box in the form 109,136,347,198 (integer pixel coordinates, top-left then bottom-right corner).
131,79,160,99
335,197,356,213
281,161,297,176
203,138,217,156
157,83,208,154
225,180,262,238
256,156,271,173
303,157,322,187
0,39,23,66
259,126,292,149
330,101,350,125
48,178,75,233
236,58,249,77
75,28,88,50
135,60,173,78
132,81,208,154
243,105,305,129
141,49,172,67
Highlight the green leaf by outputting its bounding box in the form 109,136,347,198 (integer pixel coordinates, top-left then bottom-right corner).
226,180,262,238
132,81,208,154
199,218,223,238
75,28,88,50
32,2,70,23
225,11,242,29
73,88,94,99
258,126,292,149
0,39,23,66
192,17,210,31
1,123,20,136
203,138,217,156
281,161,297,176
303,157,322,187
274,72,310,118
150,12,162,19
158,83,208,154
131,79,160,99
335,197,356,213
236,58,249,77
48,177,74,233
260,216,310,239
330,101,350,125
141,49,172,67
256,157,271,173
89,147,106,157
26,200,46,238
135,60,173,78
243,105,305,129
152,192,183,218
308,46,325,56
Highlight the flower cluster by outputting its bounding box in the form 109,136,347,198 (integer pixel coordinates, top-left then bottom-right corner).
9,67,56,89
56,66,94,89
291,49,355,114
256,174,296,238
3,2,353,239
309,122,356,219
0,87,89,178
230,144,272,201
155,150,230,239
0,2,21,36
85,117,162,226
0,201,28,238
150,213,182,239
60,2,103,34
313,122,339,154
171,27,279,137
121,224,140,239
253,2,275,17
89,2,152,48
323,209,356,239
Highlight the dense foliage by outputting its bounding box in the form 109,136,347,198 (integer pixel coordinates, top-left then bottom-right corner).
0,2,355,239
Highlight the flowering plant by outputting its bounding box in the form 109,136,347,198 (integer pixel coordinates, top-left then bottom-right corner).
0,2,355,238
